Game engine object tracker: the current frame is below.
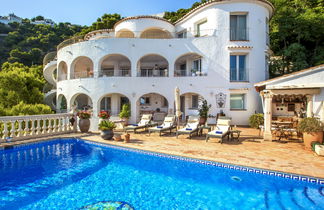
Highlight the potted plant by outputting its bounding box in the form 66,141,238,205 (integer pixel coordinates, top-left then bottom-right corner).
198,99,211,125
119,104,131,126
98,120,116,140
77,110,91,133
98,110,110,123
191,69,197,76
298,117,323,150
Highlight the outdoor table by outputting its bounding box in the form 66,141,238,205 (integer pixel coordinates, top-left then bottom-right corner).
198,125,212,136
229,130,242,141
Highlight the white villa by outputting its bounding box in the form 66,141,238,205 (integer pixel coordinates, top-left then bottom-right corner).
43,0,274,130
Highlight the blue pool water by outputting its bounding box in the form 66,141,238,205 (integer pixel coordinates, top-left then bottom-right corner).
0,139,323,209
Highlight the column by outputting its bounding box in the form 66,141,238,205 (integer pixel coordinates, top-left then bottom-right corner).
130,97,137,124
321,101,324,123
263,91,273,141
306,95,313,117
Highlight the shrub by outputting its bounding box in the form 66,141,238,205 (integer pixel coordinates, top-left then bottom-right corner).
9,102,53,116
98,120,116,131
119,104,131,119
198,99,211,118
249,113,264,129
298,117,323,133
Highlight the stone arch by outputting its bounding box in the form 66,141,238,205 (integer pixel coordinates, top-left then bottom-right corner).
57,94,67,113
137,54,169,77
57,61,68,81
174,53,203,77
99,54,131,77
97,92,131,116
140,27,172,39
136,92,169,122
70,93,93,110
116,29,135,38
70,56,94,79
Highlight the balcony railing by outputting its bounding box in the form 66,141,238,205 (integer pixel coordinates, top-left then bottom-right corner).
73,71,94,79
99,70,131,77
57,36,85,51
230,28,249,41
0,113,76,143
174,70,206,77
137,69,169,77
43,51,57,66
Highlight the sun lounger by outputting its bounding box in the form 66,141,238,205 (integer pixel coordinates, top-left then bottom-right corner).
176,116,200,139
125,114,154,133
148,115,176,136
206,119,231,143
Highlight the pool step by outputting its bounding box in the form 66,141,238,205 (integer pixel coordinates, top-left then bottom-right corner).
0,154,104,208
265,187,323,210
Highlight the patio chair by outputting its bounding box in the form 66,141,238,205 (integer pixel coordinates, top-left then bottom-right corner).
176,115,200,139
148,115,177,136
125,114,153,133
206,118,231,143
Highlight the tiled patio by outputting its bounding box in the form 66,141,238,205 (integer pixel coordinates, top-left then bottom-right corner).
1,127,323,178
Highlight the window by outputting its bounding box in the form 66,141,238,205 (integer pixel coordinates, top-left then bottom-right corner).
100,97,111,111
230,14,247,40
196,20,207,37
230,55,247,81
191,95,199,109
230,94,245,110
140,97,150,105
193,59,202,72
177,30,187,38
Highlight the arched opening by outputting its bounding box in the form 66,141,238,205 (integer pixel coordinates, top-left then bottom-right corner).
98,93,130,116
57,94,67,113
174,53,203,77
100,54,131,77
58,61,68,81
137,54,169,77
179,92,204,121
71,93,93,110
140,28,172,39
71,56,94,79
116,29,135,38
137,93,169,123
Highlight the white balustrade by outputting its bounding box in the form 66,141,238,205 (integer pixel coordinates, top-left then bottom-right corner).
0,113,76,143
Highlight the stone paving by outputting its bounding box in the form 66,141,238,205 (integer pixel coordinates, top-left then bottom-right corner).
1,127,323,178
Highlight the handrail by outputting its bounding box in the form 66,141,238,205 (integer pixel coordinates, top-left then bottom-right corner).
43,51,57,66
57,35,85,51
0,113,77,143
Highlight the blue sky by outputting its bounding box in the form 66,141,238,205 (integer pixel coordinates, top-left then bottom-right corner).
1,0,199,26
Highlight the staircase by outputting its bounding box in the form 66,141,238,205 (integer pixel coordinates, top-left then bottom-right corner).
264,186,324,209
43,51,57,109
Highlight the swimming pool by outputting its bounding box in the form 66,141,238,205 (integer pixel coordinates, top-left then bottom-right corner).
0,138,323,209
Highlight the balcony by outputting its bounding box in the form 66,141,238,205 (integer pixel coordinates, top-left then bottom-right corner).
74,71,94,79
174,70,206,77
137,69,168,77
99,69,131,77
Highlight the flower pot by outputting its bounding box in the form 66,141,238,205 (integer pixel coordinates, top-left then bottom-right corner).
122,118,129,127
124,134,130,143
79,118,90,133
303,132,323,150
100,129,114,140
199,117,206,125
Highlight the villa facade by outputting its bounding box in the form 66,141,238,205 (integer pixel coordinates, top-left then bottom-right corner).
43,0,274,130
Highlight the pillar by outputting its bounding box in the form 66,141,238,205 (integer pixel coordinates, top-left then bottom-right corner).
263,91,273,141
306,95,313,117
321,102,324,123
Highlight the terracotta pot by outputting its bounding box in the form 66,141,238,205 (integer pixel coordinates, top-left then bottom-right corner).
199,117,206,125
100,129,114,140
79,118,90,133
124,134,130,143
122,118,129,127
303,132,323,149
